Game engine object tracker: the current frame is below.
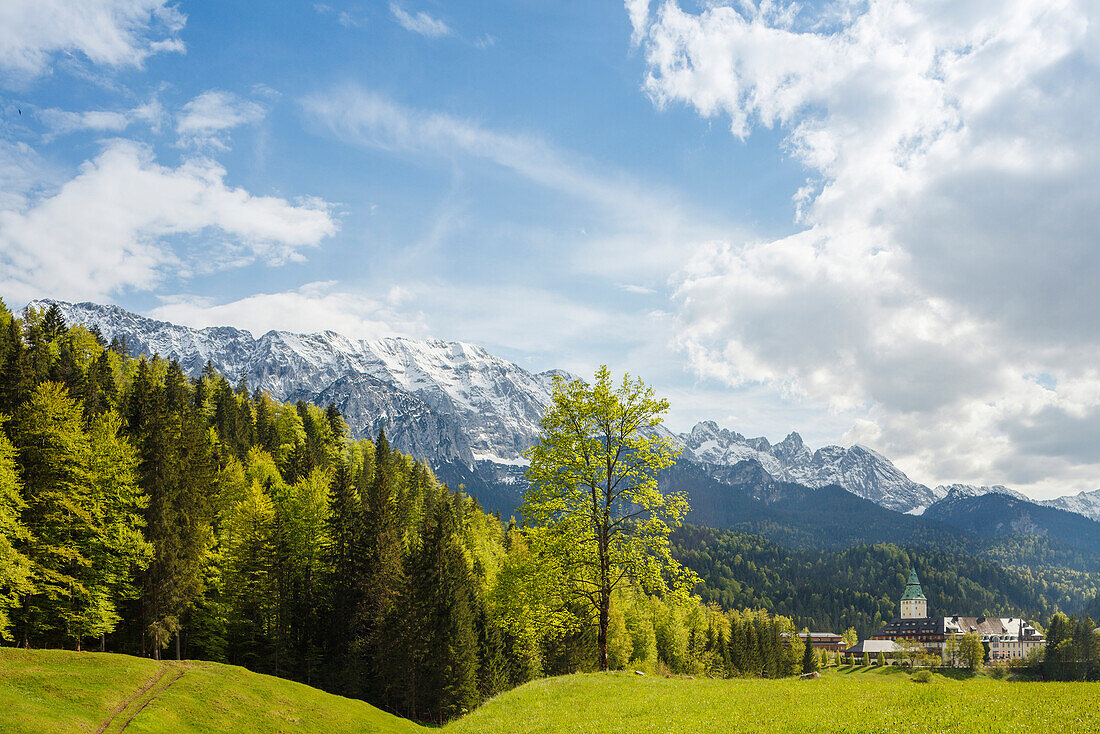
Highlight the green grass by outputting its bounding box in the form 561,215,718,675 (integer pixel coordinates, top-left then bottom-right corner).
448,666,1100,734
0,647,423,734
3,651,1098,733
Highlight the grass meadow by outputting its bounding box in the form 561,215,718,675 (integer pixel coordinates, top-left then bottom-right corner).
2,648,1096,733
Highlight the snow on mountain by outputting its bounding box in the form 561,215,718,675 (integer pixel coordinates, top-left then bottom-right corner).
36,300,561,468
934,484,1029,502
681,420,940,514
36,300,1100,523
1041,489,1100,523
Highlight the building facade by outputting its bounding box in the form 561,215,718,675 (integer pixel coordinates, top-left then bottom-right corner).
871,571,1045,662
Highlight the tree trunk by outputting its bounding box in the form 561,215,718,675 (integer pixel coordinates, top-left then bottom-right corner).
100,633,105,652
20,594,31,648
175,629,181,661
598,525,611,671
598,599,610,671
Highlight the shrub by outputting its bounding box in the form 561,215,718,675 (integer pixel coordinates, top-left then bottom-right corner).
912,670,932,683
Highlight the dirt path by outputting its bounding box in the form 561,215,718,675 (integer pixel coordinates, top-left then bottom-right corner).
95,663,185,734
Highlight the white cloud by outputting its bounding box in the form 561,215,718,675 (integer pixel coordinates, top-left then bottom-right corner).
0,140,337,303
633,0,1100,496
149,279,644,379
313,3,365,29
390,3,452,38
37,98,164,138
150,282,425,342
0,0,185,84
177,90,267,147
302,86,719,252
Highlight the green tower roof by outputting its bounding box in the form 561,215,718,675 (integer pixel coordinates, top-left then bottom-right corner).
901,570,926,601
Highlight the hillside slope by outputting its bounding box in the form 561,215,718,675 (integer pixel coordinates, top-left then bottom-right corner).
0,648,422,734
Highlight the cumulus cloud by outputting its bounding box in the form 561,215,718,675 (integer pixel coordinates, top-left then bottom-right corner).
0,140,337,303
0,0,185,84
632,1,1100,496
390,3,452,38
177,90,267,147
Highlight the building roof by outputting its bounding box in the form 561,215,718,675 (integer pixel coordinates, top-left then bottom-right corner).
847,640,898,655
876,616,1044,641
901,569,926,601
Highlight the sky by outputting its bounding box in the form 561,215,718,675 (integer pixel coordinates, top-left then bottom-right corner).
1,1,1098,499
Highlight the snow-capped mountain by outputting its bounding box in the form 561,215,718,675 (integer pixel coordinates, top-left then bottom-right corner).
681,420,943,514
37,300,564,469
34,300,1100,523
1040,489,1100,523
933,484,1029,502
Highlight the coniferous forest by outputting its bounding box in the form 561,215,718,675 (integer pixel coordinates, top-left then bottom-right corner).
0,301,815,723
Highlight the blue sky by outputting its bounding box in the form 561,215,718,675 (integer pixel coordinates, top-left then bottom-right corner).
2,1,1099,498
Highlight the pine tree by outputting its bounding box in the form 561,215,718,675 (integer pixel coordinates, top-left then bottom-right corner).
324,460,360,693
802,632,818,673
131,370,216,658
407,496,479,723
355,429,408,703
41,305,67,342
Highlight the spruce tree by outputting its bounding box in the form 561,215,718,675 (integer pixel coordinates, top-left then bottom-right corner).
407,496,479,723
324,460,360,693
802,633,818,673
356,429,407,703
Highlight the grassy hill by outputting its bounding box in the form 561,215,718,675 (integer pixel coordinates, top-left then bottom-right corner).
3,648,1099,733
0,648,422,734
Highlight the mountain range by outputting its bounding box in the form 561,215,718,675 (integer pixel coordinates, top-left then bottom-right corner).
34,300,1100,529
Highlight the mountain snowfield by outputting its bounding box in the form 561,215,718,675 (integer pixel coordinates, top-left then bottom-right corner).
679,421,944,514
34,300,1098,520
1040,489,1100,523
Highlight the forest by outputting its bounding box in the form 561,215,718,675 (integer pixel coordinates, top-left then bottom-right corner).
0,301,815,723
675,524,1099,638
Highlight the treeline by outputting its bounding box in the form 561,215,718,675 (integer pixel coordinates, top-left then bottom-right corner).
1012,612,1099,681
673,525,1097,638
0,302,805,723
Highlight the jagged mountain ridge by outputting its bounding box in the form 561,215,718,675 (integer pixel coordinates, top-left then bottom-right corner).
37,300,563,469
1040,489,1100,522
680,420,945,514
923,491,1100,557
33,300,1100,521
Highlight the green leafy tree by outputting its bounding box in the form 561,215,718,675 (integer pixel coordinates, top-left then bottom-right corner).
80,411,152,646
0,419,32,639
960,630,984,671
13,381,97,646
877,651,886,666
522,367,698,670
841,627,858,650
943,633,960,667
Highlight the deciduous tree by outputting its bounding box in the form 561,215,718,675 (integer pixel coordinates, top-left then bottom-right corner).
523,367,698,670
